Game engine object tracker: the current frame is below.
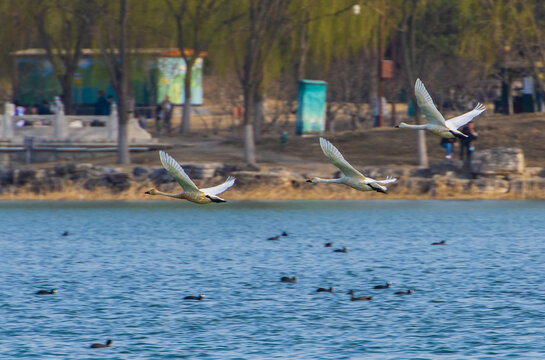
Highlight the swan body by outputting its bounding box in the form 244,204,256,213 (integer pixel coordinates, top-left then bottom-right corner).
145,151,235,204
396,79,486,138
307,138,397,193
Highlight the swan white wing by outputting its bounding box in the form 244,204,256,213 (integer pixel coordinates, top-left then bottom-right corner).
445,103,486,130
319,137,365,178
159,151,199,192
201,176,236,196
373,176,397,185
415,78,446,126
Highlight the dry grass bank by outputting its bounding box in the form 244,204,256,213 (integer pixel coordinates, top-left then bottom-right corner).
4,111,544,201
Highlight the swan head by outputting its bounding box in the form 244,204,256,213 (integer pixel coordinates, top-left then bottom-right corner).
306,177,316,183
395,122,409,128
145,188,158,195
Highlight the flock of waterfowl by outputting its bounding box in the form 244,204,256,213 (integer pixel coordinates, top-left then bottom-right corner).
173,228,416,302
145,79,485,204
33,79,484,350
268,234,415,302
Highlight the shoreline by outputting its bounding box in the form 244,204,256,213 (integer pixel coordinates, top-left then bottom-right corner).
1,178,544,201
1,149,545,201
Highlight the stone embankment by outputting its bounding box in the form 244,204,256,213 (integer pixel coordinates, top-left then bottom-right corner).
0,147,544,200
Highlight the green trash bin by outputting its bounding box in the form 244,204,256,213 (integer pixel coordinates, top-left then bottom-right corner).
296,80,327,136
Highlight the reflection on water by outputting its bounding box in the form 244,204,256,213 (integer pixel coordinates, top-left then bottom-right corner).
1,201,545,359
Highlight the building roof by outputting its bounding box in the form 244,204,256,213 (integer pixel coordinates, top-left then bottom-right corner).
10,48,206,57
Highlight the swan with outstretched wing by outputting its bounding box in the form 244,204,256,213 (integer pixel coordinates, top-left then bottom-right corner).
145,151,235,204
306,138,397,194
396,78,485,138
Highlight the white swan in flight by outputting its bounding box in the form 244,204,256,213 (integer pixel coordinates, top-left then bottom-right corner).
306,138,397,193
145,151,235,204
396,78,486,138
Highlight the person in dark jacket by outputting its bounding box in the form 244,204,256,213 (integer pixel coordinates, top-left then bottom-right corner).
38,100,52,115
95,90,110,115
155,96,173,133
460,121,478,161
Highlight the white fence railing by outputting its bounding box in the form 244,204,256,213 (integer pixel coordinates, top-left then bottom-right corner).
1,102,119,142
0,102,152,143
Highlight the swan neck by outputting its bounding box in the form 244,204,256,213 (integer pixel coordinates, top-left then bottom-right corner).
154,190,182,199
399,123,427,130
314,177,342,183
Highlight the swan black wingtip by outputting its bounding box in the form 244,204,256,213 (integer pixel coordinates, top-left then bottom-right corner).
206,195,227,203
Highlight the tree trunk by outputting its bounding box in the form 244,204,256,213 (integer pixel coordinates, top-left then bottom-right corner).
243,89,256,165
180,60,193,133
61,78,74,115
244,123,256,165
181,102,191,134
293,18,309,86
116,89,131,164
326,104,336,133
117,0,130,164
400,0,429,168
507,80,514,115
117,113,130,164
253,95,264,140
416,131,428,167
414,106,428,167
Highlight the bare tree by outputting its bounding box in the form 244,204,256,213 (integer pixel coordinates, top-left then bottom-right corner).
224,0,291,166
399,0,428,167
165,0,227,134
28,0,91,114
88,0,132,164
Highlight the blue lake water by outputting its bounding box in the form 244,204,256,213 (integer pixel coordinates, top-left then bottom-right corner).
1,200,545,359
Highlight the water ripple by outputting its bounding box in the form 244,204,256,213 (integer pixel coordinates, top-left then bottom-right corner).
1,200,544,359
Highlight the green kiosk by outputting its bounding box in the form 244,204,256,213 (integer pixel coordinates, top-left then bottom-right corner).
296,80,327,136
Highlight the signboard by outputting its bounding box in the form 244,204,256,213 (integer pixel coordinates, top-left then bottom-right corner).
381,60,393,79
15,56,153,106
296,80,327,136
156,57,203,105
13,49,204,107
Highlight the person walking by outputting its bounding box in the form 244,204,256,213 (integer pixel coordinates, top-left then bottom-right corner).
159,96,173,133
441,137,456,159
460,121,478,162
